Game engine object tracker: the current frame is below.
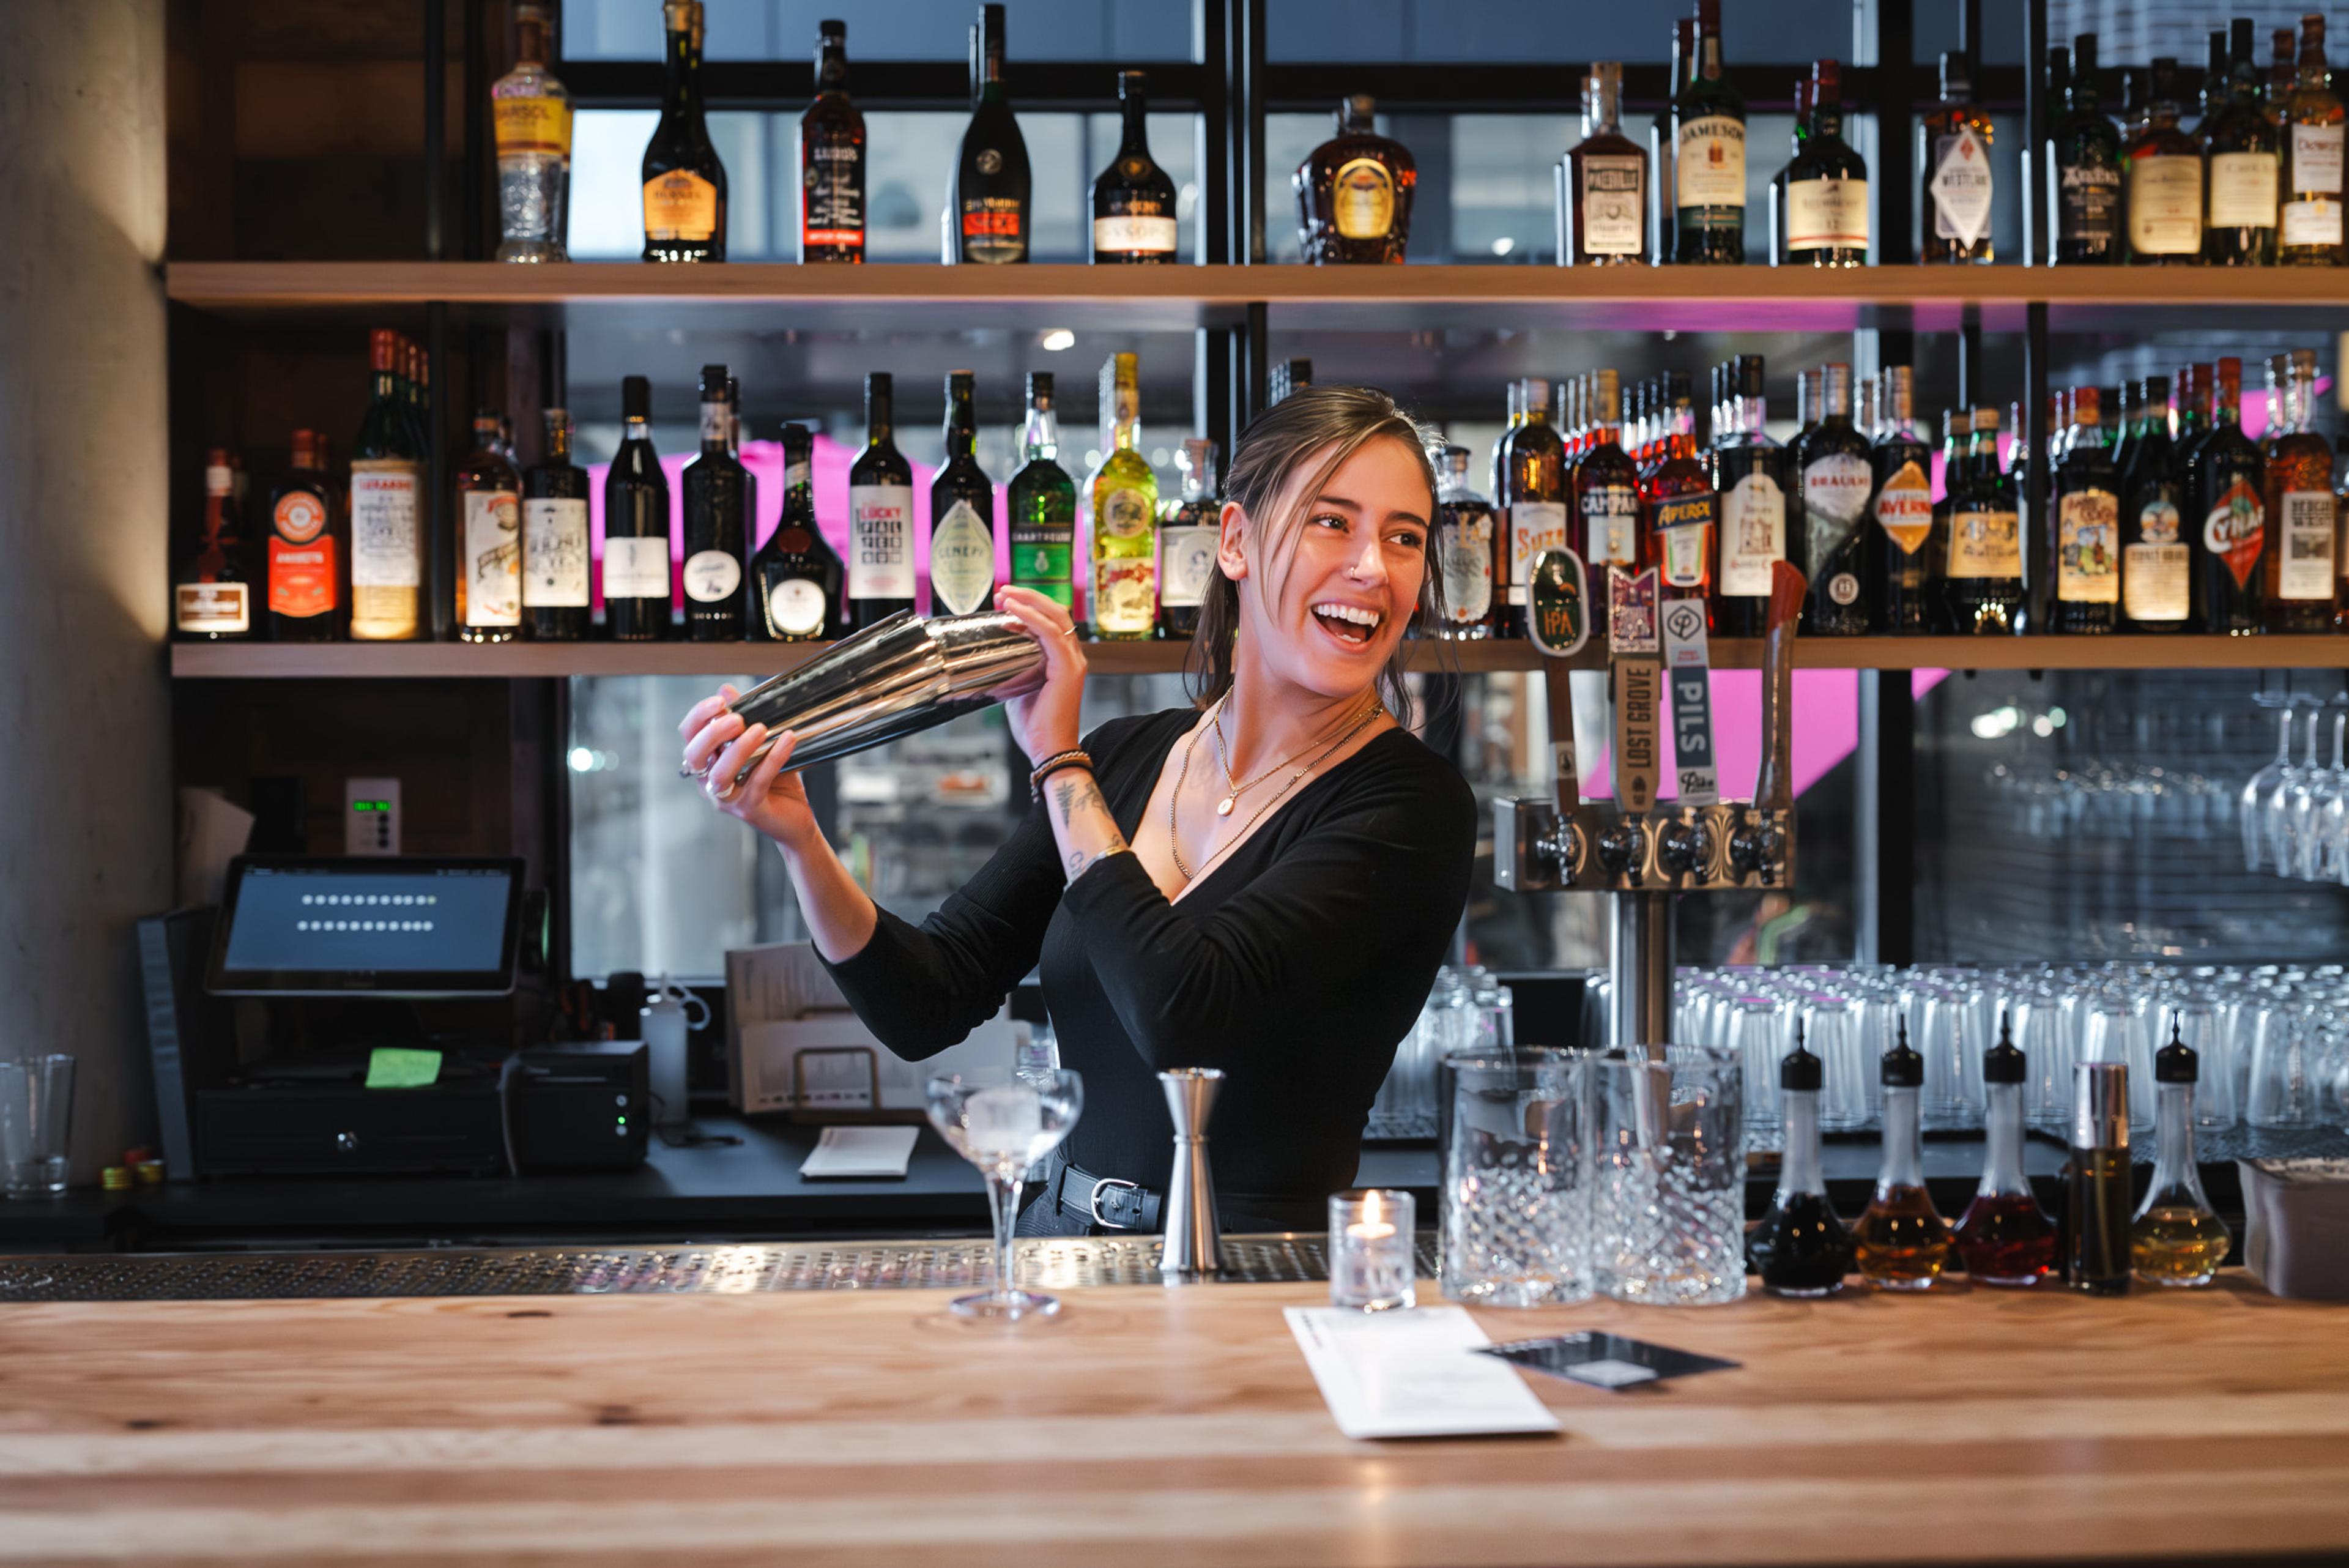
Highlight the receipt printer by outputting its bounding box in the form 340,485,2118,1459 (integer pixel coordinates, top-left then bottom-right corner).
512,1041,650,1173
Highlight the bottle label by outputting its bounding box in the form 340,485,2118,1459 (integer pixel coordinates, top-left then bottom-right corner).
1801,451,1873,571
1091,554,1157,634
2057,161,2122,241
1930,125,1993,245
1097,485,1153,540
959,196,1026,261
602,535,670,599
2127,156,2203,255
683,548,743,604
1011,506,1074,601
644,169,720,242
176,582,250,634
2210,151,2281,229
273,488,327,546
493,95,571,157
766,576,828,637
1674,116,1746,210
1435,510,1493,621
929,498,995,614
1093,214,1179,255
522,499,590,608
1578,154,1644,254
1827,572,1860,606
2123,511,2191,623
1653,492,1716,589
848,483,916,600
1579,486,1639,570
1947,507,2021,578
1158,524,1220,610
2278,489,2337,600
1720,470,1785,596
2282,198,2344,247
2292,122,2346,196
349,459,421,589
2055,488,2120,604
1873,460,1934,555
268,535,337,621
1332,157,1397,239
1508,499,1570,604
1786,176,1869,251
2203,478,2265,589
801,133,864,251
699,401,727,446
462,489,522,625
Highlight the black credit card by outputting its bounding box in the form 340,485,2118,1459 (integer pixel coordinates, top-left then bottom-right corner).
1475,1331,1740,1391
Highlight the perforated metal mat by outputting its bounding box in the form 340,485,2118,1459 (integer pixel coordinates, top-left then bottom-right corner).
0,1235,1444,1302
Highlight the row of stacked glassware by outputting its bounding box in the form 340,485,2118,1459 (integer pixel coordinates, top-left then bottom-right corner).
1370,965,1515,1139
2243,699,2349,883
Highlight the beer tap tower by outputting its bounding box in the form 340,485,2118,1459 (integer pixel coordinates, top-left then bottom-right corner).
1493,554,1807,1057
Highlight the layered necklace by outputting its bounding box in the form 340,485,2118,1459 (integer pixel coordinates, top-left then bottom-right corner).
1169,690,1385,882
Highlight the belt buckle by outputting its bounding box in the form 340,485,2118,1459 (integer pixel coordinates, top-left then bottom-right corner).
1086,1176,1141,1230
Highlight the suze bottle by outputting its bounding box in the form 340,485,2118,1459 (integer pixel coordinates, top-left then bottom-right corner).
1714,355,1786,639
267,428,341,641
522,409,590,641
948,4,1029,264
1794,362,1874,634
455,410,522,643
1091,70,1179,264
2118,376,2193,633
847,372,917,630
681,363,748,641
1007,372,1075,611
1157,438,1221,638
602,376,672,641
1493,377,1566,639
640,0,725,263
1869,366,1936,633
2048,38,2123,264
2048,387,2120,633
1671,0,1746,263
749,423,843,642
929,371,998,617
798,20,864,264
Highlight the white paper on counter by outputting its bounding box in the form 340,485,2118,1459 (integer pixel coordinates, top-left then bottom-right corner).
798,1124,920,1179
1284,1306,1561,1441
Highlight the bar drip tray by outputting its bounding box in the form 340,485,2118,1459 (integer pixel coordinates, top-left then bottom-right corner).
0,1234,1444,1302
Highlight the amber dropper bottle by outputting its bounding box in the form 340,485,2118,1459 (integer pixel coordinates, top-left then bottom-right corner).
2066,1060,2132,1296
2131,1022,2231,1287
1952,1011,2057,1285
1854,1020,1954,1290
1752,1027,1856,1296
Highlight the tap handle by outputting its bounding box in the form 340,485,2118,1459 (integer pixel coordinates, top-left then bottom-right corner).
1524,547,1591,830
1753,560,1806,816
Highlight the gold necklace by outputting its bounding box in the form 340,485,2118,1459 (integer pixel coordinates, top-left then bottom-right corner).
1170,695,1385,882
1209,692,1382,817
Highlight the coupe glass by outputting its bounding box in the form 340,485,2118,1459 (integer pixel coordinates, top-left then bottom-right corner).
924,1069,1083,1320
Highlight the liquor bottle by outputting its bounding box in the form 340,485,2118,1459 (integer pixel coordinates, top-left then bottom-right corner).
491,1,570,263
1795,367,1822,444
1650,18,1695,264
2194,28,2228,143
1671,0,1746,264
641,0,725,263
1951,1019,2057,1287
1715,355,1787,639
798,19,865,264
1794,363,1873,634
2129,1026,2231,1288
1777,59,1868,267
1641,371,1715,625
1158,438,1220,638
1921,50,1995,263
681,365,748,640
2124,57,2203,265
603,376,672,641
2049,37,2123,264
1855,371,1880,447
846,373,916,630
2048,388,2120,633
267,429,340,641
750,423,843,642
927,371,998,617
1574,370,1641,639
2189,356,2266,634
455,410,522,643
2281,13,2347,266
174,448,255,640
1295,95,1415,264
1494,377,1567,640
1429,444,1497,641
522,408,590,641
1751,1034,1855,1298
1560,62,1646,266
2205,20,2281,266
1768,76,1811,266
351,328,425,641
2263,349,2337,633
2067,1060,2133,1296
1871,366,1935,634
948,4,1029,264
1088,354,1158,639
1854,1023,1953,1291
1943,407,2024,633
2271,26,2298,128
1008,373,1076,612
1092,70,1179,264
2119,377,2192,633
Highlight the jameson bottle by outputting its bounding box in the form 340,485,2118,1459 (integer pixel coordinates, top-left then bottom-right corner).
1573,370,1641,641
1944,407,2024,633
1561,62,1646,265
1671,0,1746,264
2049,38,2123,264
1921,50,1994,263
1430,444,1497,640
1157,438,1220,638
2205,18,2280,266
2281,14,2347,265
1778,59,1869,267
847,373,917,630
491,1,570,262
1795,363,1874,634
455,410,522,642
1091,70,1179,264
2263,349,2337,632
948,4,1030,264
350,329,425,641
929,371,998,616
2124,57,2204,264
641,0,725,262
267,429,340,641
1641,371,1716,626
522,409,590,641
1008,374,1075,611
2189,357,2266,634
2118,377,2193,633
603,376,672,642
750,423,842,642
681,364,748,640
1088,353,1158,638
798,20,865,264
1871,367,1935,633
2048,388,2120,633
1494,377,1567,639
1715,355,1787,639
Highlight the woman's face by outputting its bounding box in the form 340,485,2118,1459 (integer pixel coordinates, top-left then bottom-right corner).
1222,436,1431,700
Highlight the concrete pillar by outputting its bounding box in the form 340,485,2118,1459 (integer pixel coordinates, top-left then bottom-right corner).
0,1,171,1184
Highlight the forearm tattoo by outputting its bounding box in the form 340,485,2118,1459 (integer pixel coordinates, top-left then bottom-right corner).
1052,772,1127,880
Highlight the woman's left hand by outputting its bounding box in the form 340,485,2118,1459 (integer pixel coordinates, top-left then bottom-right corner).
992,584,1087,764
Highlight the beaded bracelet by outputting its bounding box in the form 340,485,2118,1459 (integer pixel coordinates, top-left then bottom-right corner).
1028,748,1094,801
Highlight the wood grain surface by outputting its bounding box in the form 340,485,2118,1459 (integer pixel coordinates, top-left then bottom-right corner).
2,1273,2347,1566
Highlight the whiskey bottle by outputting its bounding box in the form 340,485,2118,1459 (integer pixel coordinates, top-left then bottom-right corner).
929,371,998,617
522,409,590,642
1008,373,1076,612
1871,366,1936,633
2281,13,2347,265
350,329,425,642
174,448,256,641
1088,353,1158,639
1157,438,1220,638
2119,377,2193,633
2049,38,2123,264
2262,349,2336,632
641,0,725,263
1671,0,1746,263
1794,363,1874,634
1751,1035,1855,1298
2124,57,2204,264
1943,407,2024,634
267,429,340,641
1951,1019,2057,1286
2129,1027,2231,1288
949,4,1029,264
749,423,842,642
798,19,865,264
1715,355,1787,639
1573,369,1641,641
1560,62,1646,266
455,410,522,643
603,376,672,642
491,1,570,262
1641,371,1716,626
1294,96,1414,264
2205,20,2281,266
1921,50,1995,262
2188,356,2267,634
1777,59,1868,267
1854,1022,1953,1291
681,365,749,640
1494,377,1567,639
2048,388,2120,633
846,373,916,631
1430,444,1496,641
1092,70,1179,264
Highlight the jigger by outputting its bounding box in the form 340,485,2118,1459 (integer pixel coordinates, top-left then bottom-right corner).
1159,1068,1225,1281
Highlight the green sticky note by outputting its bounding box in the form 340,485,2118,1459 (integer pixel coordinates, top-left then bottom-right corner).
365,1047,443,1089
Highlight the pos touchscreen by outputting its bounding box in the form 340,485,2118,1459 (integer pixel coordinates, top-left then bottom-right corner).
206,856,525,997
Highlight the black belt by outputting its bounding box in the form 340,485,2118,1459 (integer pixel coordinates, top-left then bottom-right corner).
1045,1151,1163,1232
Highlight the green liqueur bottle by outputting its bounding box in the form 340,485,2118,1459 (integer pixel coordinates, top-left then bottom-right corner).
1007,372,1075,611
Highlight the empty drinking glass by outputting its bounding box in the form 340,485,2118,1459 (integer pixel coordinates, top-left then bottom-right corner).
0,1055,74,1198
924,1069,1083,1319
1918,987,1986,1131
2248,1003,2326,1128
1440,1048,1591,1307
1802,995,1869,1132
1592,1046,1745,1307
1722,995,1788,1134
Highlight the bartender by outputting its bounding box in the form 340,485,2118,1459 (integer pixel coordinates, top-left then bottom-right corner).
680,384,1475,1235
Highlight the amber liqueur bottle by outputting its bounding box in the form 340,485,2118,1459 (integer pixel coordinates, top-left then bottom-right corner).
1952,1017,2057,1287
750,423,842,642
798,20,864,263
1715,356,1787,639
2118,376,2194,633
2203,20,2280,265
2048,388,2120,633
1641,372,1715,626
1869,367,1935,633
1493,378,1566,640
522,409,590,641
1776,59,1868,267
2263,349,2337,632
350,329,426,642
174,448,256,641
2282,13,2346,266
1574,370,1641,641
1794,363,1874,634
1296,95,1414,264
267,429,340,641
2125,56,2205,264
641,0,725,262
455,410,522,644
1093,71,1178,264
1671,0,1746,264
1560,62,1646,266
2187,356,2267,634
949,4,1029,264
1854,1022,1954,1291
2049,37,2123,264
1921,50,1994,262
1751,1035,1855,1298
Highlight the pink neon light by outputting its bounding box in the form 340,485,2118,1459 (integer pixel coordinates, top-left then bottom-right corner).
1583,664,1950,801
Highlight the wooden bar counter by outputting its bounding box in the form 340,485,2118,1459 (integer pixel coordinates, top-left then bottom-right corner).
4,1269,2348,1566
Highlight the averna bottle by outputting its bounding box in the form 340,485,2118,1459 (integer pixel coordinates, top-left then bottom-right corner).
1092,70,1179,264
2048,387,2120,633
1157,439,1221,639
1494,377,1567,640
455,411,522,644
174,448,256,641
2049,38,2123,264
1777,59,1869,267
2188,355,2266,634
522,409,590,642
491,1,570,262
1751,1031,1855,1297
267,429,340,641
1671,0,1746,263
603,376,672,642
2262,348,2338,633
2124,56,2204,265
2119,376,2194,633
2204,18,2280,266
1087,353,1159,638
948,4,1029,264
1007,373,1076,612
1870,366,1935,633
1295,96,1415,264
2280,13,2347,266
1715,355,1786,639
640,0,725,263
1560,62,1646,266
1942,407,2024,634
681,365,748,641
1574,370,1641,642
847,373,917,631
2129,1024,2232,1288
1795,362,1874,634
349,329,425,642
1920,50,1994,263
798,20,865,264
1951,1016,2057,1286
929,371,998,617
749,423,842,642
1854,1021,1954,1291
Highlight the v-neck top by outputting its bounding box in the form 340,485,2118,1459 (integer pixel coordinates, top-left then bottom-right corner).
823,706,1477,1227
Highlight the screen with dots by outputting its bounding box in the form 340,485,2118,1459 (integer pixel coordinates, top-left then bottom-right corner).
220,864,514,975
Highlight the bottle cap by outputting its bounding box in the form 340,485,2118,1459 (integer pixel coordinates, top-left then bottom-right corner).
1882,1016,1923,1088
1940,48,1972,97
1026,370,1053,401
1738,355,1766,398
699,364,729,399
1983,1009,2026,1084
1780,1025,1822,1092
2071,1060,2130,1150
2156,1017,2199,1084
622,376,651,420
779,421,812,459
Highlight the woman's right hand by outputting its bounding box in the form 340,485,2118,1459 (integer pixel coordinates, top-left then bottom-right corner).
680,686,821,856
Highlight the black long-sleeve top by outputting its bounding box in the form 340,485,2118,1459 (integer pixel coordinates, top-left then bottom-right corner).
822,707,1477,1227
